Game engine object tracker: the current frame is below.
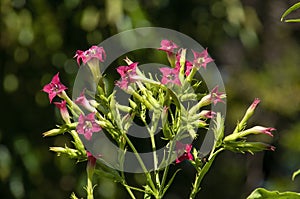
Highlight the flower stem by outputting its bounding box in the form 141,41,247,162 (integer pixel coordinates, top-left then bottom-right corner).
86,161,95,199
189,148,224,199
123,133,157,194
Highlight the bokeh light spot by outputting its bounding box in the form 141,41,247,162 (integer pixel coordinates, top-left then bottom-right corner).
80,7,100,31
14,47,29,63
3,74,19,93
52,52,67,68
64,59,77,74
18,28,34,46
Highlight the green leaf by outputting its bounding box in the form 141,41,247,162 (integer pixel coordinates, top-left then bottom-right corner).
213,112,224,148
162,169,181,196
247,188,300,199
281,2,300,22
292,169,300,181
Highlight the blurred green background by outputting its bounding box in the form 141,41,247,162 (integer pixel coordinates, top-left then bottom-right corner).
1,0,300,198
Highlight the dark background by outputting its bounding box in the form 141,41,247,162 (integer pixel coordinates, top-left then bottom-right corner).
1,0,300,198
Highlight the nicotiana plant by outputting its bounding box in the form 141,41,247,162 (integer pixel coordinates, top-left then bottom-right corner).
42,39,277,199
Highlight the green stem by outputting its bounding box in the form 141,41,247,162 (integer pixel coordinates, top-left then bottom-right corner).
86,163,95,199
123,134,157,194
186,67,198,82
124,185,136,199
189,148,224,199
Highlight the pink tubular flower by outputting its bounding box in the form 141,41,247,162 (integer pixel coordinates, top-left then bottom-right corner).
192,48,214,69
175,50,193,76
250,126,276,137
76,113,101,140
54,100,70,123
42,73,67,103
74,45,106,66
116,62,138,89
159,67,181,86
210,86,225,105
184,61,193,76
249,98,260,112
75,90,96,112
199,110,216,119
158,40,178,54
86,151,97,168
175,142,193,164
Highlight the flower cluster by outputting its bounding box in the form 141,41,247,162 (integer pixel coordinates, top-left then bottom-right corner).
42,40,276,199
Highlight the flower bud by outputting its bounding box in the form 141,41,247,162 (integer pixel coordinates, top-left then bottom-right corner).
49,146,79,158
43,128,65,137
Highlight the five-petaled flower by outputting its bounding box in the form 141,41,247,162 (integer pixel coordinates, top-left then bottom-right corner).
74,45,106,66
116,62,138,89
192,49,213,69
158,40,178,54
42,73,67,103
76,112,101,140
176,142,193,164
160,67,181,86
210,86,225,105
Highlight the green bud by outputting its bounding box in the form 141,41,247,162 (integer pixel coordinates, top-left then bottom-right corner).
43,128,65,137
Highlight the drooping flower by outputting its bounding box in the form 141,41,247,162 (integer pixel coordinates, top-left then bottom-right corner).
74,46,106,66
75,90,97,112
158,40,178,54
192,48,214,69
115,62,138,89
175,142,193,164
159,67,181,86
210,86,225,105
76,112,101,140
42,73,67,103
54,100,70,123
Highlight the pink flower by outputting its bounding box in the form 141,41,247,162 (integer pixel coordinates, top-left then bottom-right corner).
199,110,216,119
54,100,70,123
75,90,96,112
210,86,225,105
76,113,101,140
184,61,193,76
192,48,214,69
158,40,178,54
175,142,193,164
42,73,67,103
86,151,97,168
250,126,276,137
159,67,181,86
116,62,138,89
175,50,193,76
74,45,106,66
249,98,260,111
